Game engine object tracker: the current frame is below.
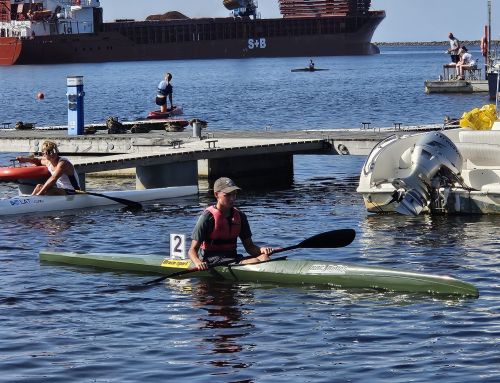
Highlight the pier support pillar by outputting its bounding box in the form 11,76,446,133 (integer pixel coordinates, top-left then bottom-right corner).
77,172,86,191
136,161,198,189
198,153,293,187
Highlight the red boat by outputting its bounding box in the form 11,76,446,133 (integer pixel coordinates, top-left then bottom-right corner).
0,0,384,65
0,36,21,66
0,165,49,181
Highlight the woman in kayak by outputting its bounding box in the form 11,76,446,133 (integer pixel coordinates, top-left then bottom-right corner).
16,140,81,195
156,72,173,113
188,177,276,270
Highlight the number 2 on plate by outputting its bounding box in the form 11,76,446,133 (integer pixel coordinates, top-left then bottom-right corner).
170,234,187,259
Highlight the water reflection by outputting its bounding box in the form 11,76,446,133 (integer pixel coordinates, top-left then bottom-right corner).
359,213,500,271
2,215,76,247
362,213,500,247
192,280,253,371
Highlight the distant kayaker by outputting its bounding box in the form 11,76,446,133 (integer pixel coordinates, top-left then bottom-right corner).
188,177,276,270
16,140,81,196
156,72,174,113
309,59,315,70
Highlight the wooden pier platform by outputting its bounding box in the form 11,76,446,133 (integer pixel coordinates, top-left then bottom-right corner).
0,123,447,189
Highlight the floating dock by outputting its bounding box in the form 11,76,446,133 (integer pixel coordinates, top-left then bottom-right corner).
425,64,488,94
0,122,447,190
425,79,488,93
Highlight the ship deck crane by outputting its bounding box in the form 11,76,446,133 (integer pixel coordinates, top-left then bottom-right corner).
223,0,257,19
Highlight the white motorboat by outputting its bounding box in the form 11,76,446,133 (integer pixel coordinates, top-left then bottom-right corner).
356,122,500,215
0,185,198,216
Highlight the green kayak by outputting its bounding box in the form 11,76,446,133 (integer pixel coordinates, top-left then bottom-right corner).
39,250,479,297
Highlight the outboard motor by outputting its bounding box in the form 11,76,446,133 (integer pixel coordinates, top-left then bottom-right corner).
392,132,463,216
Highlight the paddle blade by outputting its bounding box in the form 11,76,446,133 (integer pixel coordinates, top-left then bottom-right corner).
74,190,143,210
297,229,356,249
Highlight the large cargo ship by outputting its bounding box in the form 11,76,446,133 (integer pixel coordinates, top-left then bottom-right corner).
0,0,385,66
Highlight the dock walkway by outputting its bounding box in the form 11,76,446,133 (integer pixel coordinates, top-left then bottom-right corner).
0,123,447,189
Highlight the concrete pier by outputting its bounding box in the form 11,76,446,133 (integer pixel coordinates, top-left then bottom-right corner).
0,123,448,189
136,161,198,189
199,153,294,186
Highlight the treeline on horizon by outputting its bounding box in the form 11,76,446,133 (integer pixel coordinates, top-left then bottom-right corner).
375,40,497,46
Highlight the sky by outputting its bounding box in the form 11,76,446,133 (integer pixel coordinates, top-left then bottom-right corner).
101,0,498,42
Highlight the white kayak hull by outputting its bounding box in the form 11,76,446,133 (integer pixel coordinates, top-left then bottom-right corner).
0,185,198,216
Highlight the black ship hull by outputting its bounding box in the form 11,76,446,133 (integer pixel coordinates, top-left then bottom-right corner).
12,13,385,65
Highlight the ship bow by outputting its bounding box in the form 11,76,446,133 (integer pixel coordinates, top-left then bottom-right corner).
0,37,22,65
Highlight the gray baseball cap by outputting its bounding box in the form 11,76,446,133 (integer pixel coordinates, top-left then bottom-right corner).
214,177,241,193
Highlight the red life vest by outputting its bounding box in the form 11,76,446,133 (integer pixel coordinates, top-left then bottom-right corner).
200,206,241,253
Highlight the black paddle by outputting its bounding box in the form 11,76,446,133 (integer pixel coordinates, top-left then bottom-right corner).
269,228,356,254
138,228,356,287
66,189,143,210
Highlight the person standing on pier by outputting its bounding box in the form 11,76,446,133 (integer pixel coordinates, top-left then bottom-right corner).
446,32,461,64
188,177,276,270
16,140,81,196
156,72,174,113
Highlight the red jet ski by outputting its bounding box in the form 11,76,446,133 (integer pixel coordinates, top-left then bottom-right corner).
147,105,184,119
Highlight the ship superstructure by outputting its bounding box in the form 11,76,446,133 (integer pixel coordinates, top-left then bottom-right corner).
0,0,100,38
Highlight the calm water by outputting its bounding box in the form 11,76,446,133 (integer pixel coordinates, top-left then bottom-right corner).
0,46,492,130
0,47,499,382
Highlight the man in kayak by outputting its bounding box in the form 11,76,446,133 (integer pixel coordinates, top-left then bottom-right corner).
156,72,174,113
188,177,275,270
16,140,81,195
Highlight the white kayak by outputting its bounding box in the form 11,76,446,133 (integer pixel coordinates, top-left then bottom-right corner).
0,185,198,216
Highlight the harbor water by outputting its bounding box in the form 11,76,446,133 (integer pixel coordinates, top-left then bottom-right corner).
0,46,499,382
